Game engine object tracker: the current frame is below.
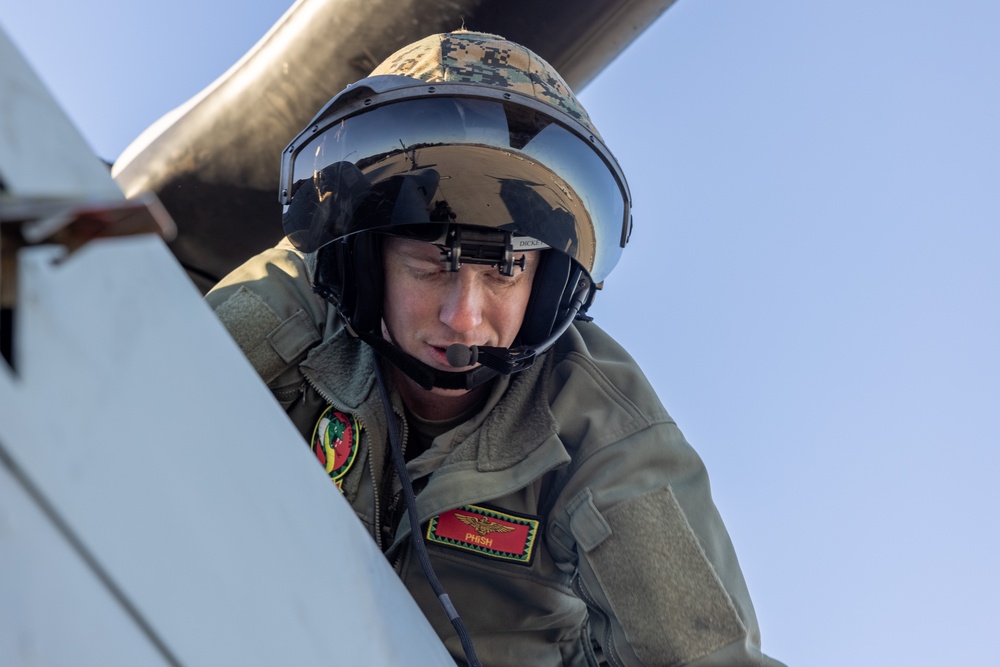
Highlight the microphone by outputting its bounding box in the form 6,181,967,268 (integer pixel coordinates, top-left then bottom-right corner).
446,343,479,368
442,276,590,374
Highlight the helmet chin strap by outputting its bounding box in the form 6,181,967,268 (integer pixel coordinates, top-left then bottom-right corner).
355,323,502,391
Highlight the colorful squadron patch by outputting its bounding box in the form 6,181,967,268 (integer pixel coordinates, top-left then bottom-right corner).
426,504,540,566
311,408,360,491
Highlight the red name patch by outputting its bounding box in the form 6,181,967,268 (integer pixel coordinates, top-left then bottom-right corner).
426,505,540,566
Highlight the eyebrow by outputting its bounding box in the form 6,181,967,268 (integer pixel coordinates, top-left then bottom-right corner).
391,243,439,263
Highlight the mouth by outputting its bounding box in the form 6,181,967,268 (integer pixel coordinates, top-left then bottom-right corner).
426,344,454,367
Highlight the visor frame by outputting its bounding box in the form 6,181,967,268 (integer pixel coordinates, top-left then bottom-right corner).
279,77,633,279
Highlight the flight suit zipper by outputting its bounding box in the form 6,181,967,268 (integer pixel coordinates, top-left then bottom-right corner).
572,571,624,667
302,370,384,551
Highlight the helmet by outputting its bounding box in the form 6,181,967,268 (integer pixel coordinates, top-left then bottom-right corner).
279,31,632,389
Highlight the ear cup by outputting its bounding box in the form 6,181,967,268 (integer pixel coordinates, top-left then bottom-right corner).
519,251,571,345
564,265,596,320
315,240,349,313
349,232,384,333
314,233,384,335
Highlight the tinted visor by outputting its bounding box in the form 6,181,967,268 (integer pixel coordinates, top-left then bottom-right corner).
281,95,628,283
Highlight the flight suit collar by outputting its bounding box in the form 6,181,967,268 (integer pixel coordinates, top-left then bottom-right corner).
299,328,375,410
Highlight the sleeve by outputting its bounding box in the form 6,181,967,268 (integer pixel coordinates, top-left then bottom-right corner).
205,238,327,386
547,420,786,667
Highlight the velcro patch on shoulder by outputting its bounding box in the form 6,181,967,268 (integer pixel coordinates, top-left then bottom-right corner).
427,504,540,566
584,486,747,665
213,287,319,383
213,286,285,381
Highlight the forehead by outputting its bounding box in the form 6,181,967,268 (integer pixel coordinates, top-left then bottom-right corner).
383,235,541,267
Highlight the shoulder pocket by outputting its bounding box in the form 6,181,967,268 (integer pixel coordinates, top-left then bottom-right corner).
573,486,747,665
214,286,320,383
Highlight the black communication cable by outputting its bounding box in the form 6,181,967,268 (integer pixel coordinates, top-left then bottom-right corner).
372,360,483,667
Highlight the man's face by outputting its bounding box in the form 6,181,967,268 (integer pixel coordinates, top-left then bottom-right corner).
381,235,540,382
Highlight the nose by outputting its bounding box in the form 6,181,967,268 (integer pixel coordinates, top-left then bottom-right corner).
438,270,483,335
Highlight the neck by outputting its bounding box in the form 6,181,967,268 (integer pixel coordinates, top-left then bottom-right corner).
390,364,490,421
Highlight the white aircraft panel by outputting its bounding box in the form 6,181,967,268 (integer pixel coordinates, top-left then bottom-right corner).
0,461,173,666
0,29,123,203
0,235,454,666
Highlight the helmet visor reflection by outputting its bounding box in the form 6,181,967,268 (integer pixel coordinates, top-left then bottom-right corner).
282,96,628,283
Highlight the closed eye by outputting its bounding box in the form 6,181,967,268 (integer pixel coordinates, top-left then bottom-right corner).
403,261,446,280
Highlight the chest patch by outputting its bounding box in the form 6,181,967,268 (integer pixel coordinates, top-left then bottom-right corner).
426,504,540,566
310,407,360,491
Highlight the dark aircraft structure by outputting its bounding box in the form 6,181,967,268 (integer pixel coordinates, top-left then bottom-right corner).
112,0,677,291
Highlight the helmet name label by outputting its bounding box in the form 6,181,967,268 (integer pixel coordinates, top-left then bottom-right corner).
512,236,550,251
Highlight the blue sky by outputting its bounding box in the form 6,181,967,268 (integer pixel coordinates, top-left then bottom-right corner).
4,1,999,664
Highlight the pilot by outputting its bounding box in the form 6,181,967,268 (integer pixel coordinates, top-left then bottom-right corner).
207,30,784,667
